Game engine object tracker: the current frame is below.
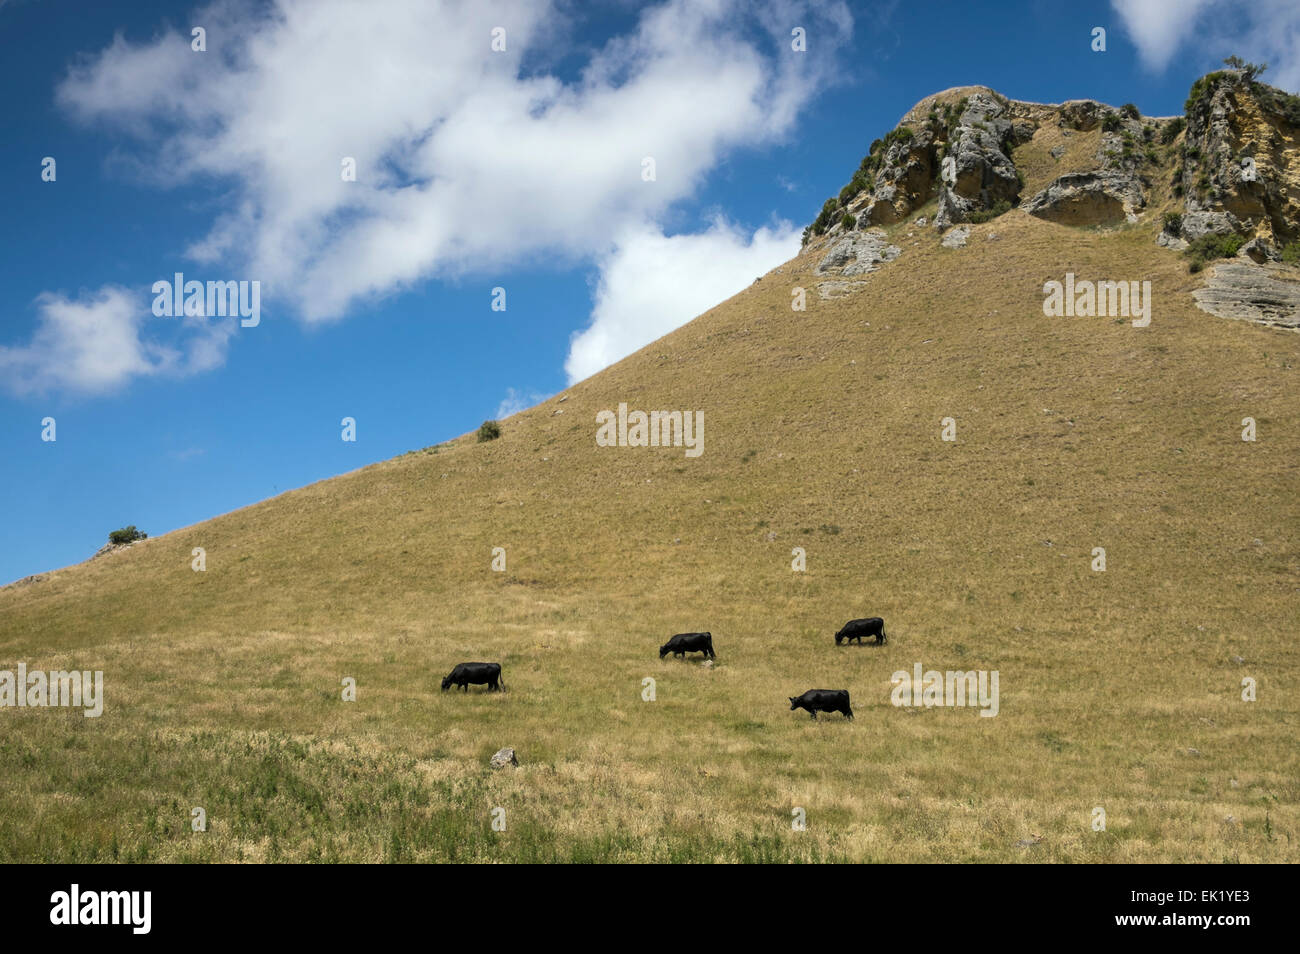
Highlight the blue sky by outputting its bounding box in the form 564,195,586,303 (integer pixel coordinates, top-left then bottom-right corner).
3,0,1297,585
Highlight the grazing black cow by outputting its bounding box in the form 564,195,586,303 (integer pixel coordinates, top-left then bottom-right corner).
835,617,887,646
441,662,503,692
789,689,853,720
659,632,716,659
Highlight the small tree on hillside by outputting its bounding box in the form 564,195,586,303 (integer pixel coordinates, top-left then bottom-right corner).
1223,56,1267,81
108,525,148,545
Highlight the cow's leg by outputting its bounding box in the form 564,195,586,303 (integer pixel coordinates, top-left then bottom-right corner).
810,710,817,720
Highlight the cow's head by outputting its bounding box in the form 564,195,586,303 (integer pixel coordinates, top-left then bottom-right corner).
658,645,669,658
789,697,799,710
440,675,453,691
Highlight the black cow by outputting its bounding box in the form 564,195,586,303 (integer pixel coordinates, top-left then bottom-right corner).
659,632,716,659
441,662,503,692
789,689,853,720
835,617,887,646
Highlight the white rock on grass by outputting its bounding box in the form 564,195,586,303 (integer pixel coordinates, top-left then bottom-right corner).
941,225,971,248
490,748,518,769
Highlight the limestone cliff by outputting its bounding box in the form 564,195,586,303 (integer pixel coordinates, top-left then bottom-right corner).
802,68,1300,262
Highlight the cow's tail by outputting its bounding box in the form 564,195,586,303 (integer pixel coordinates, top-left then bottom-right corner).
882,622,888,644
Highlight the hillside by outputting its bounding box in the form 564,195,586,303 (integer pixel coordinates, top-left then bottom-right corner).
2,75,1298,863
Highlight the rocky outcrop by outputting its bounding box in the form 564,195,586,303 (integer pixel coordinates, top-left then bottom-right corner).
1059,99,1108,131
1239,237,1277,263
800,71,1300,264
1191,262,1300,330
4,574,48,589
814,229,901,301
490,747,519,769
1177,70,1300,252
1157,229,1188,251
815,229,901,276
940,225,970,248
854,127,938,226
1022,170,1146,226
91,542,134,560
934,91,1027,229
803,87,1037,242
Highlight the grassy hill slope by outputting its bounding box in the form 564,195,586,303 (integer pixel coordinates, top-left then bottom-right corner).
2,203,1298,862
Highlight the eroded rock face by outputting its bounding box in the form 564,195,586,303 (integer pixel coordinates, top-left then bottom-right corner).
856,128,938,226
1239,237,1277,263
1191,262,1300,330
1179,70,1300,250
815,229,901,277
800,73,1300,266
1059,99,1107,131
934,92,1026,230
1022,170,1146,226
1181,209,1243,241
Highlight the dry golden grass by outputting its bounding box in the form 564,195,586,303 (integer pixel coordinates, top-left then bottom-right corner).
1,201,1297,862
1013,124,1105,197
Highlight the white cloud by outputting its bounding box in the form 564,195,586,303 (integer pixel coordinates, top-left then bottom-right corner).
495,387,551,420
1110,0,1217,72
58,0,852,325
564,218,802,383
1111,0,1300,89
0,286,235,396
